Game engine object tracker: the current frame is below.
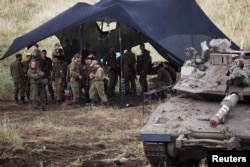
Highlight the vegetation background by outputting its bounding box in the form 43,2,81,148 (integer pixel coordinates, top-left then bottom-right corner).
0,0,249,99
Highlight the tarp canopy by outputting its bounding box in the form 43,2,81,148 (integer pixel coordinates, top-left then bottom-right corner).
0,0,239,67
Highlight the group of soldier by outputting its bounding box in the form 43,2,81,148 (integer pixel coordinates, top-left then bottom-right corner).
10,41,175,111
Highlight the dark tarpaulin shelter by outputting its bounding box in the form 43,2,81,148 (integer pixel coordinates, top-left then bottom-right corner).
0,0,239,67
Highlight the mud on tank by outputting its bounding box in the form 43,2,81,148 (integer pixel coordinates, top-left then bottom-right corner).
140,39,250,167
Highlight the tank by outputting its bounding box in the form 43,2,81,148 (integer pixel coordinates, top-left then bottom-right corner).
140,39,250,167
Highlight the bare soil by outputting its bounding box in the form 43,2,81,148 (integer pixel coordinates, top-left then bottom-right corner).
0,95,155,167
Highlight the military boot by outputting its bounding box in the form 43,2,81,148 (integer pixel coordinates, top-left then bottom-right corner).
72,102,80,108
14,97,18,104
21,96,26,104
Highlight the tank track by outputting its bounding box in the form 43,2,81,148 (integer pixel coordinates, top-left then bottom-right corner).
143,142,171,167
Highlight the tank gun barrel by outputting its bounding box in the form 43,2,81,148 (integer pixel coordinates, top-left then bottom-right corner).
210,93,239,128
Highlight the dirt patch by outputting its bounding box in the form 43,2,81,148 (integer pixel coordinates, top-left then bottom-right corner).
0,95,156,167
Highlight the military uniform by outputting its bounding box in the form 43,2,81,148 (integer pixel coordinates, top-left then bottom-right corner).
151,66,172,88
103,51,118,96
41,56,54,101
139,49,151,92
122,50,136,94
27,67,46,110
81,64,95,103
51,62,65,104
89,65,108,103
22,59,31,101
10,57,26,103
70,61,82,105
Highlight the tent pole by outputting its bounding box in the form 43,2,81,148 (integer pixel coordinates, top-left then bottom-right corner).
118,22,125,108
99,21,104,61
79,24,83,57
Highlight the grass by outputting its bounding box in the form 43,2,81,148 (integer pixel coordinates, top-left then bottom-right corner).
196,0,250,50
0,114,23,146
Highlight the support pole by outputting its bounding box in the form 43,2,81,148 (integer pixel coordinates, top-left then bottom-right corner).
118,22,125,108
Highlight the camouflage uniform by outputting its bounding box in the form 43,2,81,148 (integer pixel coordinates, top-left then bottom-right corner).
10,55,26,103
70,61,82,105
151,66,172,88
103,51,118,96
81,64,94,103
139,49,151,93
27,66,46,110
89,65,108,103
122,50,136,94
51,62,65,104
22,57,31,101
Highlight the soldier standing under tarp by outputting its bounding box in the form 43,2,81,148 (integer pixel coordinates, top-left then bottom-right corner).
81,54,95,103
89,60,108,106
10,53,26,104
51,55,65,105
139,43,151,93
103,45,119,97
70,54,83,108
122,46,137,95
41,49,54,103
27,60,46,111
22,53,32,102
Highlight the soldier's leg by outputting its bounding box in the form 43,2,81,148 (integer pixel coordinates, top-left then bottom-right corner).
25,80,31,101
39,85,46,110
96,82,108,103
19,81,26,104
71,81,80,104
31,84,39,110
58,81,65,104
130,76,136,95
48,78,55,100
89,83,96,100
108,71,117,96
13,82,19,104
124,71,130,94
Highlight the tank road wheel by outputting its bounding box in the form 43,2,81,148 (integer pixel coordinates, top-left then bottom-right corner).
143,142,173,167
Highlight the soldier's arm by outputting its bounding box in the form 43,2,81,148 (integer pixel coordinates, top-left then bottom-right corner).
18,62,26,79
27,69,41,79
70,63,80,77
37,69,44,78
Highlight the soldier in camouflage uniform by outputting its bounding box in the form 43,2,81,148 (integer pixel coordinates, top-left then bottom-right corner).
10,53,26,104
27,60,46,111
81,54,95,103
70,54,83,107
139,43,151,93
122,47,137,95
89,60,108,105
22,53,32,102
102,45,119,97
51,55,65,105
